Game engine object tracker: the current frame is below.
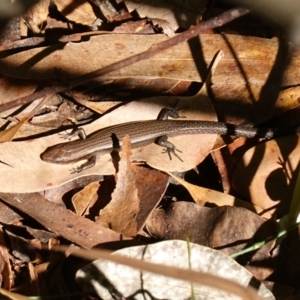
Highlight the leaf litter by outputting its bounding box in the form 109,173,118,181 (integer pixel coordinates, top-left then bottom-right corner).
0,2,300,299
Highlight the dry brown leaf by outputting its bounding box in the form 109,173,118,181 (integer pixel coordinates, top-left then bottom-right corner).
232,134,300,217
146,202,277,280
0,17,21,44
5,228,35,262
71,91,122,114
92,164,168,235
25,226,57,243
90,0,119,22
28,262,40,295
23,0,50,34
213,85,300,125
134,166,169,231
149,18,175,37
54,0,96,26
167,172,272,219
0,119,28,142
116,0,206,30
72,181,100,216
0,193,126,248
43,177,103,205
97,135,140,236
0,96,50,142
267,86,300,112
0,227,13,291
0,94,67,140
0,202,22,225
2,34,298,89
113,19,155,34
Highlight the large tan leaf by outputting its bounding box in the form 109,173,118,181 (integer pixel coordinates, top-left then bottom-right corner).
0,95,217,193
1,34,300,89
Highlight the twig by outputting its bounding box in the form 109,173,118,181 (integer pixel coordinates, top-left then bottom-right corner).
0,7,250,113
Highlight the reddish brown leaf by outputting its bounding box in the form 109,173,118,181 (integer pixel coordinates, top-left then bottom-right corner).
97,135,140,237
0,193,127,248
134,166,169,232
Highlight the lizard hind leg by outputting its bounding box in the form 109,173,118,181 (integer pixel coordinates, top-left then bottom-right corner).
155,135,183,162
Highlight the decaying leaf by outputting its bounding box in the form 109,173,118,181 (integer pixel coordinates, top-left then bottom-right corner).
133,166,169,232
72,181,100,216
149,18,175,37
0,95,50,142
96,159,169,236
23,0,50,34
0,202,22,225
54,0,96,26
0,193,125,249
90,0,119,22
97,135,140,237
116,0,207,30
71,91,122,114
0,227,13,291
76,240,275,299
167,171,272,219
113,19,156,34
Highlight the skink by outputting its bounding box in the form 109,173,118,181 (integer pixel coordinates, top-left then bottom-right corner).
41,109,299,173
